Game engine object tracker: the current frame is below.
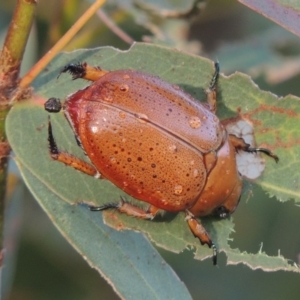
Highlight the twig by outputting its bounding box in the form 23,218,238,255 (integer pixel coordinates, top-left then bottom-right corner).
96,9,134,45
20,0,107,88
0,0,38,266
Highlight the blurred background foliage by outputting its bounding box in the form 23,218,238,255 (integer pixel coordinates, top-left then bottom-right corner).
1,0,300,299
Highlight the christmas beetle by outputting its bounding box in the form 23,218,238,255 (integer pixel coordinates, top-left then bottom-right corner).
44,62,278,265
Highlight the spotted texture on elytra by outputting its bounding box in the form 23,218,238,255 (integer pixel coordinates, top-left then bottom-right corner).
81,104,207,211
63,68,242,214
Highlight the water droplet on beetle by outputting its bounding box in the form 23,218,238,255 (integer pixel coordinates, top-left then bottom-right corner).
189,116,201,129
168,144,177,153
213,116,218,122
172,84,180,90
123,181,129,187
119,111,126,119
137,189,142,194
193,169,199,178
119,84,129,92
91,126,98,133
103,94,113,102
175,200,181,206
110,157,116,163
174,185,183,195
136,113,148,124
161,198,169,205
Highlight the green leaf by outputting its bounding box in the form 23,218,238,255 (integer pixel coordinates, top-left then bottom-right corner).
14,160,192,300
6,43,300,276
2,175,25,299
214,26,300,84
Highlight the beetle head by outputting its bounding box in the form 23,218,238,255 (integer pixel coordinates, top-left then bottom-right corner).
45,97,62,113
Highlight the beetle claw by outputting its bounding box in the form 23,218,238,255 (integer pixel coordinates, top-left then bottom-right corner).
211,244,217,266
209,61,220,91
57,62,87,80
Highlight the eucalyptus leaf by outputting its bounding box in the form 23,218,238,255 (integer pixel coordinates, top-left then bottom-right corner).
6,43,300,278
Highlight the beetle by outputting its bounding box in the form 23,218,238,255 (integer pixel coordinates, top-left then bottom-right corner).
44,61,278,265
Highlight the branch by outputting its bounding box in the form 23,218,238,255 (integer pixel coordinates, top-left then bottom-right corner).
20,0,107,88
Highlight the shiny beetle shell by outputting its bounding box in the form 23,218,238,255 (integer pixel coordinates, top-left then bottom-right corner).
45,62,278,265
63,69,231,213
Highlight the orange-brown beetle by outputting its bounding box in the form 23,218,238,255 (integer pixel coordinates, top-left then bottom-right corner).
44,62,278,265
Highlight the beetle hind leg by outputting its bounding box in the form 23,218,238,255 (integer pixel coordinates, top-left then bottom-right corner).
229,134,279,162
89,196,159,220
48,117,99,177
185,211,217,265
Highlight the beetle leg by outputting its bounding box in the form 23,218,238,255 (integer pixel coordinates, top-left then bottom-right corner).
89,196,159,220
48,117,99,177
205,62,220,114
185,210,217,265
58,62,108,81
229,134,279,162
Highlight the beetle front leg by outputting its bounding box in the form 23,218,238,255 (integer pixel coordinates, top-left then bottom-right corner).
185,211,217,265
48,117,99,177
89,196,159,219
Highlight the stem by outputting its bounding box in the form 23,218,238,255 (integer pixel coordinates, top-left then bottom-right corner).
0,0,38,259
96,9,134,45
20,0,107,88
2,0,37,66
0,0,37,101
0,107,10,253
